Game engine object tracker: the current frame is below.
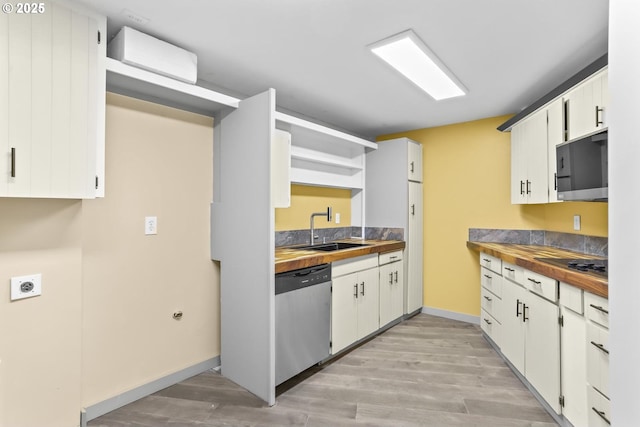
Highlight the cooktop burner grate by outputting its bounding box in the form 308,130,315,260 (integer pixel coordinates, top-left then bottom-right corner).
535,257,608,277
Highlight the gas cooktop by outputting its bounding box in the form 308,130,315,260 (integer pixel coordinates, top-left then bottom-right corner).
535,257,608,277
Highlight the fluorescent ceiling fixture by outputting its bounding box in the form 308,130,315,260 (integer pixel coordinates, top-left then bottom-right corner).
369,30,467,101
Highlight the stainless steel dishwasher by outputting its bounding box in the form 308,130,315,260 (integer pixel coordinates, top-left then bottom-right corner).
275,263,331,385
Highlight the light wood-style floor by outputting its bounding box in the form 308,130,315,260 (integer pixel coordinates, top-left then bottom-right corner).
88,314,559,427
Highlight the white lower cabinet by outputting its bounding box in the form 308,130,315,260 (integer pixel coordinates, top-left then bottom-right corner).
379,251,404,327
500,269,561,414
331,254,379,355
559,281,588,427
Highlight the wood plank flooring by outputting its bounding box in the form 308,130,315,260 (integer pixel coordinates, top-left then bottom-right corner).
88,314,559,427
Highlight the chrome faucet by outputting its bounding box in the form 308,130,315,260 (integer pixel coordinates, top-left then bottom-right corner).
309,207,332,245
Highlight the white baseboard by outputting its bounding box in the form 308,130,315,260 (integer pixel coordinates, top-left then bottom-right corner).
81,356,220,426
421,306,481,325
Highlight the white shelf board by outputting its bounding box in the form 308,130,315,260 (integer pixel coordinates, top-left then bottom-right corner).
275,111,377,151
290,146,364,171
106,57,240,116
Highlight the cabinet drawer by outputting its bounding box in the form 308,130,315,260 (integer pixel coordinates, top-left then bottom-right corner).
480,309,501,348
524,269,557,302
559,281,583,314
480,267,502,298
587,322,610,398
333,254,378,277
480,253,502,274
481,287,501,322
502,262,524,285
585,292,609,328
379,250,403,265
588,386,611,427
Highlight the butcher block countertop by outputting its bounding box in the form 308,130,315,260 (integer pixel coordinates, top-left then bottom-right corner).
276,239,405,274
467,241,608,298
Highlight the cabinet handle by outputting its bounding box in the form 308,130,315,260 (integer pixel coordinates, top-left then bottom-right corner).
526,180,531,195
484,295,492,302
389,256,398,260
10,147,15,178
483,274,492,279
516,299,522,318
411,204,415,215
595,106,604,127
394,271,398,283
389,272,394,284
410,161,414,173
520,180,524,195
505,267,515,272
591,407,611,425
527,278,542,285
590,341,610,355
360,282,365,296
554,172,557,191
483,318,492,325
482,258,491,263
589,304,609,315
522,304,528,322
354,283,358,299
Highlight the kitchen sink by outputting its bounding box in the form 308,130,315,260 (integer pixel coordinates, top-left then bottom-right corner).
293,242,370,252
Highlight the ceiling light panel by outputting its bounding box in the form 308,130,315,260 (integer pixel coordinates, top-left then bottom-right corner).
369,30,466,101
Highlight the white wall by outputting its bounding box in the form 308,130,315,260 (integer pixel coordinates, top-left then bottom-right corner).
609,0,640,424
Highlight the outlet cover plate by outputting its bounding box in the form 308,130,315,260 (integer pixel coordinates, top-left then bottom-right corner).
145,216,157,235
11,274,42,301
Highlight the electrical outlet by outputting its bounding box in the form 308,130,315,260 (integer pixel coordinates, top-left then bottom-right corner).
145,216,157,235
10,274,42,301
573,215,581,231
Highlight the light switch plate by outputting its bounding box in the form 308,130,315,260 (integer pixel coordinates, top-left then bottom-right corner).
145,216,157,235
573,215,581,231
11,274,42,301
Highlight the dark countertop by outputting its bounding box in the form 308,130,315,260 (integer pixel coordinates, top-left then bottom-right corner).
276,239,405,274
467,241,608,298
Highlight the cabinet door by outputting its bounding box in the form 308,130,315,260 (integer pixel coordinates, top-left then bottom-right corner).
406,181,423,313
524,110,549,204
407,140,422,183
390,260,404,322
379,263,395,327
524,292,561,414
500,279,526,374
560,306,588,427
547,99,563,203
510,122,527,204
0,2,103,198
567,70,608,140
356,267,380,339
331,273,358,354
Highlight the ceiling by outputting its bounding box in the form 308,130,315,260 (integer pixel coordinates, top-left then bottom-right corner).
73,0,609,140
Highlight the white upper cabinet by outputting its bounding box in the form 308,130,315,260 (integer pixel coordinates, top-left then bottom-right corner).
511,109,548,204
0,0,106,198
565,69,608,141
546,99,563,203
407,141,422,182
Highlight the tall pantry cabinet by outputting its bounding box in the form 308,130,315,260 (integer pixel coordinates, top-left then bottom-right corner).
366,137,424,314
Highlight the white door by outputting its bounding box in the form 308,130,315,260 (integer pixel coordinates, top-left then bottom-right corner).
524,292,561,414
560,306,588,427
500,279,526,374
331,273,358,354
407,181,423,313
525,110,549,204
407,140,423,182
356,267,380,339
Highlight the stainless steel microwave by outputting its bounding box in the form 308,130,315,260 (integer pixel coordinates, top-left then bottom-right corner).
556,130,608,201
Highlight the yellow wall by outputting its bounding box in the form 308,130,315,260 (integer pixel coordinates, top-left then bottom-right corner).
380,115,608,317
275,184,352,231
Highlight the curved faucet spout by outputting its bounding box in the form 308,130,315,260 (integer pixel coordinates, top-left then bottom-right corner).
310,207,333,245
